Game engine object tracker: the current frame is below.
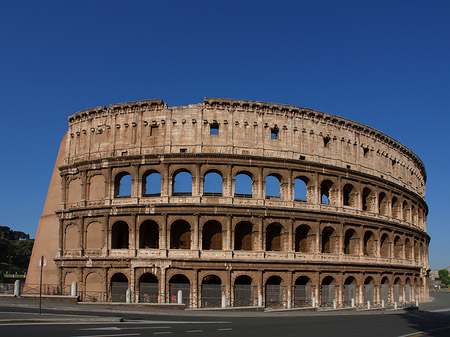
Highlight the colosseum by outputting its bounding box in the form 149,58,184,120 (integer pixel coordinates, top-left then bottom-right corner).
26,98,430,309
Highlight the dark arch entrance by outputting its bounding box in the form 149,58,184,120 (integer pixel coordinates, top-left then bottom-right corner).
111,273,128,302
321,276,335,307
169,274,190,306
170,220,191,249
139,273,158,303
343,276,356,307
265,276,283,309
294,276,312,307
201,275,222,308
234,275,253,307
381,277,390,305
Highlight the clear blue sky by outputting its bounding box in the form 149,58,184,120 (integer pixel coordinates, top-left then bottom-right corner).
0,0,448,269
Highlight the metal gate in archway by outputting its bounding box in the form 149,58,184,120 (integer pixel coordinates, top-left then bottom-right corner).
265,284,284,309
321,285,335,307
201,284,222,308
405,284,411,303
234,284,253,307
293,285,311,307
139,282,158,303
394,284,400,303
381,284,389,304
111,281,128,302
364,284,374,304
169,283,190,306
343,284,356,307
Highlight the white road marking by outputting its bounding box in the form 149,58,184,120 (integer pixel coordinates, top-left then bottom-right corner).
0,320,231,327
79,326,170,331
72,333,141,337
186,330,203,333
217,328,233,331
79,327,121,330
153,332,172,335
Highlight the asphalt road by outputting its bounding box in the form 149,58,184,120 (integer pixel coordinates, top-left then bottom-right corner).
0,292,449,337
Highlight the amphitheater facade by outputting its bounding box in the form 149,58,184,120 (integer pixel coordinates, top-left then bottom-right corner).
26,98,430,309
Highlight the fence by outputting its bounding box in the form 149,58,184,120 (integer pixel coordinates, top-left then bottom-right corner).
234,284,254,307
343,284,356,307
321,285,335,307
265,284,284,309
293,285,312,307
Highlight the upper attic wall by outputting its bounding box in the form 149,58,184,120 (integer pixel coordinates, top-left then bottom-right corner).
65,98,427,198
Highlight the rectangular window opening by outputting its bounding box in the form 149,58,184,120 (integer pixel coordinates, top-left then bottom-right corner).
210,123,219,135
271,128,278,140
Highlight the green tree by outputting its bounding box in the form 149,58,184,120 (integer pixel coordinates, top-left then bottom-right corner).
438,269,450,286
0,226,34,274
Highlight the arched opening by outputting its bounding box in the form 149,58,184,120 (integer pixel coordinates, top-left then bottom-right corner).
234,172,252,198
202,220,222,250
114,172,132,198
170,220,191,249
411,205,417,225
142,171,161,196
85,272,103,302
295,224,311,253
321,276,335,307
111,221,129,249
343,276,357,307
265,223,283,251
234,275,253,307
201,275,222,308
85,221,103,250
344,229,359,255
111,273,128,302
363,231,376,257
364,277,375,304
173,170,192,196
405,278,411,303
414,240,419,262
381,277,390,304
379,192,388,215
265,276,283,309
380,233,391,258
394,236,403,259
405,238,413,260
139,220,159,249
403,201,411,221
394,277,401,303
265,174,281,199
294,276,312,307
392,197,401,219
169,274,190,305
321,227,336,254
362,188,374,212
234,221,253,251
294,177,308,202
320,180,333,205
203,171,223,196
343,184,356,207
139,273,158,303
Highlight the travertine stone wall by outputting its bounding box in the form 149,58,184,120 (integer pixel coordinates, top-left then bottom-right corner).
26,98,430,309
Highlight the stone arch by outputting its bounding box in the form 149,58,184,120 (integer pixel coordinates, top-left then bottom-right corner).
394,277,402,303
139,273,158,303
265,275,283,309
64,272,79,294
170,219,191,249
364,276,375,304
379,192,389,215
110,273,128,302
139,220,159,249
362,187,375,212
168,274,191,305
343,228,359,255
234,275,253,307
380,277,390,304
114,171,132,198
363,230,376,257
392,197,401,219
234,221,254,251
294,176,309,202
403,201,411,221
202,220,222,250
343,183,357,207
85,272,103,302
88,174,105,201
201,275,222,308
295,224,312,253
320,276,336,307
380,233,391,258
234,171,253,198
203,170,223,196
67,177,81,204
394,235,403,259
85,221,103,250
322,226,337,254
111,221,129,249
173,169,192,195
405,238,413,260
265,173,281,199
142,170,161,196
64,224,79,251
343,276,357,306
294,276,312,307
265,222,283,251
320,180,334,205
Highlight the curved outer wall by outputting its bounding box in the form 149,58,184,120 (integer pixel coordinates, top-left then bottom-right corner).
26,98,430,308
